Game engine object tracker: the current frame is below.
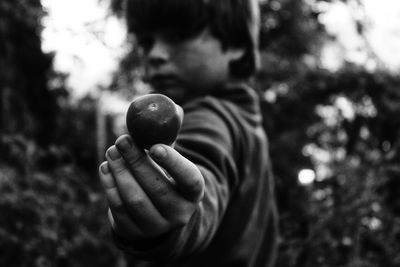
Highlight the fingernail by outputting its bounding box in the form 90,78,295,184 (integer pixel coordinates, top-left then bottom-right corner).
151,145,167,160
116,136,132,152
107,147,121,160
100,163,110,174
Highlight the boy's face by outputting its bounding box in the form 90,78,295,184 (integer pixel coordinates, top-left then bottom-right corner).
138,28,244,104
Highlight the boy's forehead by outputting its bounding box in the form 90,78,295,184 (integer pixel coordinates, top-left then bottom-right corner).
127,0,209,32
132,20,207,41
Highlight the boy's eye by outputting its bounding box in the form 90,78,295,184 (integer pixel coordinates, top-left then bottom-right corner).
136,35,154,52
164,32,184,44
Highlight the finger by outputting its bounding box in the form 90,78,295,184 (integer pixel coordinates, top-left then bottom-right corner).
149,144,204,202
99,161,123,208
99,161,114,188
105,146,169,232
100,163,143,239
115,135,179,205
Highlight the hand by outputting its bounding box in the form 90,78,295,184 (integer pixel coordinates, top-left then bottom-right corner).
99,134,204,241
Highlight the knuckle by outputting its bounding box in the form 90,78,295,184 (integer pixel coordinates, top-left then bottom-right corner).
172,206,193,226
173,214,190,227
128,153,147,168
126,195,147,209
113,165,129,177
170,156,180,169
152,182,170,198
149,221,170,236
188,177,204,198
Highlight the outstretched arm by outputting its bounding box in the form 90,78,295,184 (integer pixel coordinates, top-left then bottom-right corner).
99,99,238,260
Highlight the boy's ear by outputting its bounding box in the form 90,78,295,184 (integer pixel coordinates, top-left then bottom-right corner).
229,48,257,79
226,48,246,61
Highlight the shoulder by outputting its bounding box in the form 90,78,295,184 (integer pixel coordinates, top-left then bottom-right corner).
183,96,232,123
179,96,234,145
180,95,247,139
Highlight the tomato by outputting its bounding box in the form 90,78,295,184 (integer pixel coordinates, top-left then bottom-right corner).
126,94,182,149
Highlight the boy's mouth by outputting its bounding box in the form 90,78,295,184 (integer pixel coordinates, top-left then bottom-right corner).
148,75,183,92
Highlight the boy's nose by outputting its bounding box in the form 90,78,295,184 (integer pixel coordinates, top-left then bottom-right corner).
147,40,170,67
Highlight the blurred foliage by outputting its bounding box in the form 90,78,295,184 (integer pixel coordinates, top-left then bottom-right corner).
264,65,400,267
0,136,121,267
1,0,400,266
0,0,124,266
0,0,57,146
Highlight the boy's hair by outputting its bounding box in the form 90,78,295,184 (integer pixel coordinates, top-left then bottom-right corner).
125,0,261,79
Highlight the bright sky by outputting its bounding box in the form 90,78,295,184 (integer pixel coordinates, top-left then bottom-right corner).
363,0,400,70
41,0,127,97
41,0,400,97
319,0,400,72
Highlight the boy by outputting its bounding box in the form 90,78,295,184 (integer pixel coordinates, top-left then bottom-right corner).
99,0,279,266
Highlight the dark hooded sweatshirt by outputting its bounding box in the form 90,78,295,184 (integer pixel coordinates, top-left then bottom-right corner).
114,84,279,267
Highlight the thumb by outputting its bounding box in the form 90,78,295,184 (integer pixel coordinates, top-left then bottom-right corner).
149,144,204,202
